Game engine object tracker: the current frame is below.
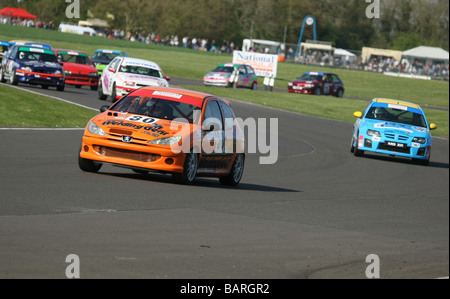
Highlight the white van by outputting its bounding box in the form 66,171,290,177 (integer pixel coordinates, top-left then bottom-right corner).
58,23,97,37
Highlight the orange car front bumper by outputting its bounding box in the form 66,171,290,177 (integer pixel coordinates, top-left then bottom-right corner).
80,135,186,173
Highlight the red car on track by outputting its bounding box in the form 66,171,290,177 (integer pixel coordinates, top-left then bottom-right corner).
54,49,99,90
288,71,344,97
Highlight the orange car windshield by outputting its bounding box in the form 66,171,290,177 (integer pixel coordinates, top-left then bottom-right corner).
110,95,201,123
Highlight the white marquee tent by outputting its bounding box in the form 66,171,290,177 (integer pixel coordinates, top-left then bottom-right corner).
402,46,449,62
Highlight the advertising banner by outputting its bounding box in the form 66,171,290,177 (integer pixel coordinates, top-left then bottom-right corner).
233,51,278,77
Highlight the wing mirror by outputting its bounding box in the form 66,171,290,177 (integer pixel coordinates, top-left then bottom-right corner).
100,105,110,113
429,123,437,130
353,111,363,118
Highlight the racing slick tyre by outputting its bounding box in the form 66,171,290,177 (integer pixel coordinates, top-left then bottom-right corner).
10,69,18,85
352,134,364,157
219,153,245,186
251,82,258,90
56,84,65,91
78,153,102,172
173,151,198,185
111,83,117,102
90,84,98,91
0,67,6,83
336,89,344,98
98,82,107,100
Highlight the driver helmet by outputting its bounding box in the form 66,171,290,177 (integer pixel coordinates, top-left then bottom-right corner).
374,107,386,119
19,52,25,59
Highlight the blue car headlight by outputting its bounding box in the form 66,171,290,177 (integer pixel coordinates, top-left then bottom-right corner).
21,66,32,72
367,129,381,137
413,137,426,144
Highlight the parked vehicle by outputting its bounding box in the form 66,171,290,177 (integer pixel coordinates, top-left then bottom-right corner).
58,23,98,36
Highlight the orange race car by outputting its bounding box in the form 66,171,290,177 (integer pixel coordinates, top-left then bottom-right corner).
78,86,245,185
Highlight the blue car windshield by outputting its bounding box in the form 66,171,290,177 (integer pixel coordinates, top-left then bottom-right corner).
366,106,427,127
18,51,57,63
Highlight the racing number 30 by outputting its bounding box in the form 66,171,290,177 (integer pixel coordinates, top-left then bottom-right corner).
127,115,157,124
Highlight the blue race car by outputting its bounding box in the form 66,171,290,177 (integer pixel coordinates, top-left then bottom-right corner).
0,45,65,91
8,40,53,50
0,40,10,63
351,98,437,165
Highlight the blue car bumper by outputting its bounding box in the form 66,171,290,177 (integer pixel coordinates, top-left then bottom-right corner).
16,72,64,86
357,134,431,160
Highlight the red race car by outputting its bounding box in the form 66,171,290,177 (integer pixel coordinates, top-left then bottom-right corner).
288,71,344,97
54,49,99,90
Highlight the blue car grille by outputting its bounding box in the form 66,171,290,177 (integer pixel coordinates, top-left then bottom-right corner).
378,143,411,154
33,69,55,74
384,133,409,141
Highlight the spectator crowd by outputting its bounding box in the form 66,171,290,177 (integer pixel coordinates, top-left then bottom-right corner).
2,15,448,80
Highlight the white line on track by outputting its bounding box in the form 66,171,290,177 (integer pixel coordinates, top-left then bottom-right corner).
2,84,97,111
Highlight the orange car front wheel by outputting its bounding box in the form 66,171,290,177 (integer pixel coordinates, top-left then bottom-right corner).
172,151,198,185
78,147,102,173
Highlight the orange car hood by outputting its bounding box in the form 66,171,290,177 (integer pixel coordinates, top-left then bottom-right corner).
92,112,195,141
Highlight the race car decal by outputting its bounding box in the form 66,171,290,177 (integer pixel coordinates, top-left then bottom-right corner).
125,114,158,124
152,91,183,99
103,75,109,90
141,131,160,138
374,122,413,133
123,61,159,69
102,119,168,136
358,135,364,147
388,104,407,111
119,74,162,81
413,127,427,133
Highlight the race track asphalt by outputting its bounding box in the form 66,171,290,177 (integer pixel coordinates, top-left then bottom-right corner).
0,79,448,280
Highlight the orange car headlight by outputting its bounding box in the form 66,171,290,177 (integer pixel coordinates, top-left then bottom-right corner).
148,136,181,145
88,121,107,136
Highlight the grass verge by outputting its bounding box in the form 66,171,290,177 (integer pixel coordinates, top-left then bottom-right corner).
0,85,97,128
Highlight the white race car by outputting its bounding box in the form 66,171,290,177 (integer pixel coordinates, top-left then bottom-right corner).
98,56,170,101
